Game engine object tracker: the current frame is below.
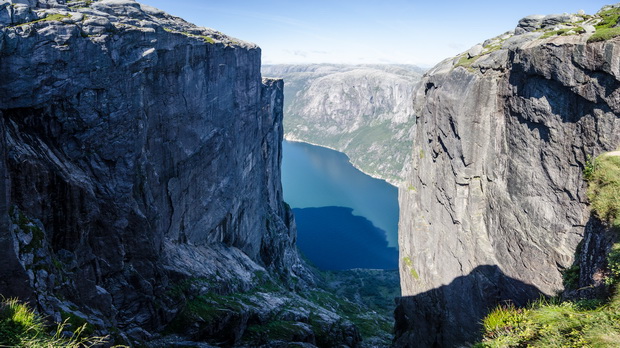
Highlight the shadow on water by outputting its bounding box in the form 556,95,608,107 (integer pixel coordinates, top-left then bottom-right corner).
293,206,398,270
393,265,543,348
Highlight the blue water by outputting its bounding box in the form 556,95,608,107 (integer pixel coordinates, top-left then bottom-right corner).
281,140,399,270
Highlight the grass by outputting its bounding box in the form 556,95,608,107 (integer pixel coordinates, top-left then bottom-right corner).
588,7,620,42
540,27,586,39
0,297,107,347
585,154,620,227
476,292,620,347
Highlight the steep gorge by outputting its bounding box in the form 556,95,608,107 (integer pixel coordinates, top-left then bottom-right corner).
262,64,424,185
396,6,620,347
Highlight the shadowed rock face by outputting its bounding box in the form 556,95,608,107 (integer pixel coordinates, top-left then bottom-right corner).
396,8,620,347
394,265,541,347
0,0,318,342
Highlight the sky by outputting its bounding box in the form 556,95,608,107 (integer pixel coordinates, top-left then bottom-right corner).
139,0,613,67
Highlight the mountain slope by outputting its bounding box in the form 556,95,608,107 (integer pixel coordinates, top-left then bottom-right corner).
262,64,424,185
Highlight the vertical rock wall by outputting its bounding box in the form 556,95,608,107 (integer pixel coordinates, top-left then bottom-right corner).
396,27,620,347
0,0,303,338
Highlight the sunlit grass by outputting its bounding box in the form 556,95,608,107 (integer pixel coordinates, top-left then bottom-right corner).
0,297,108,347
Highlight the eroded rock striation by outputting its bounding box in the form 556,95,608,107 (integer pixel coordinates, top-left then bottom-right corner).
396,6,620,347
262,64,424,185
0,0,360,346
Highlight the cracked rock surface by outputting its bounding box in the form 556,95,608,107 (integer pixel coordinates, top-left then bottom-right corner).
396,5,620,347
0,1,361,346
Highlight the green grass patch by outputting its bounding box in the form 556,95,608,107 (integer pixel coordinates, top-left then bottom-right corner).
0,297,106,347
455,54,477,69
588,26,620,42
476,293,620,347
588,7,620,42
585,154,620,227
540,27,586,39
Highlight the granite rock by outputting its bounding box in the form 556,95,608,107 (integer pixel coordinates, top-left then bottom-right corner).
0,0,358,346
396,6,620,347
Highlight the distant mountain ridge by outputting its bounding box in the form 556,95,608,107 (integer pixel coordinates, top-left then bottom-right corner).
262,64,425,185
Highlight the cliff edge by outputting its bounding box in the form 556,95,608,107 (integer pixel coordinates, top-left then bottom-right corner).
396,5,620,347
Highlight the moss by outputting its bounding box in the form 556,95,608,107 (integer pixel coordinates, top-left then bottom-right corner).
455,54,477,69
11,208,45,254
199,35,215,44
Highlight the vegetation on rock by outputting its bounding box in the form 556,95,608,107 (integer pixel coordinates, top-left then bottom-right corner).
588,7,620,42
0,297,107,347
476,151,620,347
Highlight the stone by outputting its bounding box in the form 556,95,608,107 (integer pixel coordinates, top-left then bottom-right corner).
516,14,545,32
467,44,483,58
0,0,360,345
396,6,620,347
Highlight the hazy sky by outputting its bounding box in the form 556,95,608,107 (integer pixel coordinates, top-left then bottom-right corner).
139,1,612,67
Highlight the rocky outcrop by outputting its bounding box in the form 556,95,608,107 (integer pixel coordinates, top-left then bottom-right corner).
262,64,424,185
396,6,620,347
0,1,360,346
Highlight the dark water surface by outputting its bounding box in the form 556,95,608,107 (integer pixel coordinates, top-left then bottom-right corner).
281,140,399,270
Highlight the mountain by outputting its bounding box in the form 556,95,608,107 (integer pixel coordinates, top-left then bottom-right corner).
0,1,366,346
262,64,425,185
395,5,620,347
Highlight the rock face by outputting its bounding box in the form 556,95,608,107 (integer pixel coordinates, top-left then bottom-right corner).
396,7,620,347
0,1,360,346
262,64,424,185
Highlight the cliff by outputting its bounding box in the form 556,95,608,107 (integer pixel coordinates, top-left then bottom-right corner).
396,6,620,347
262,64,424,185
0,0,360,346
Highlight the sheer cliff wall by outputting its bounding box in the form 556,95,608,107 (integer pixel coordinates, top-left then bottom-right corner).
0,0,304,338
396,11,620,347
